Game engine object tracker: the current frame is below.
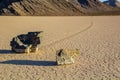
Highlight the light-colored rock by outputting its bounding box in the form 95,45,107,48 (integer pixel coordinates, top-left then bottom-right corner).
56,49,79,65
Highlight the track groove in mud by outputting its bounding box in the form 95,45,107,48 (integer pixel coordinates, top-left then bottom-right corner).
41,22,93,48
0,17,120,80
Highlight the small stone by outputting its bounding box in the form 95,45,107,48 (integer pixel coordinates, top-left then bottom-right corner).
56,49,79,65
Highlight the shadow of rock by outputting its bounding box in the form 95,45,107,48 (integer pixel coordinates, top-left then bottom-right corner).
0,50,13,54
0,60,57,66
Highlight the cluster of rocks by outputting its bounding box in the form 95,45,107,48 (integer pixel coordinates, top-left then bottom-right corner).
10,31,43,53
10,31,79,65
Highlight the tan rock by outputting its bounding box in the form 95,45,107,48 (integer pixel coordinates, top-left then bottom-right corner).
56,49,79,65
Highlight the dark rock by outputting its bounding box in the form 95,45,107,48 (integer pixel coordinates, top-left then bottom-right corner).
10,31,43,53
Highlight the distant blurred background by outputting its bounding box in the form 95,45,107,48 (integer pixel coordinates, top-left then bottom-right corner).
100,0,120,2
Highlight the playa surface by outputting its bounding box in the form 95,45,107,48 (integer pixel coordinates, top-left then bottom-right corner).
0,16,120,80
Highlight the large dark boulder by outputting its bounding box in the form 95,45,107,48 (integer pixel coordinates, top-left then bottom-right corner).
10,31,43,53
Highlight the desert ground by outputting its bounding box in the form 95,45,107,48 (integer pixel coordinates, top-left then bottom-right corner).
0,16,120,80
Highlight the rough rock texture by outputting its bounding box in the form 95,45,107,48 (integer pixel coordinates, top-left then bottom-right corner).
0,0,114,16
10,31,43,53
56,49,79,65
